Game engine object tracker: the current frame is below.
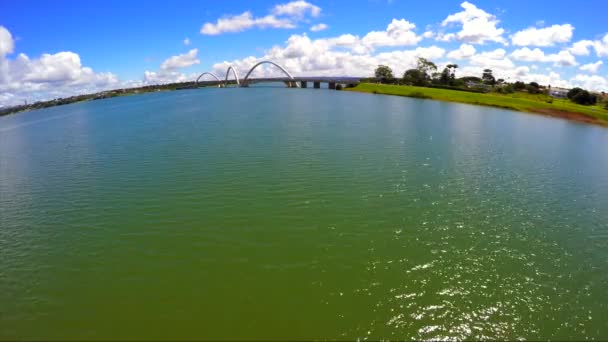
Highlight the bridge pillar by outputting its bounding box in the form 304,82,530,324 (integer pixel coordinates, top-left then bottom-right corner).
314,81,321,89
328,82,336,90
300,81,307,88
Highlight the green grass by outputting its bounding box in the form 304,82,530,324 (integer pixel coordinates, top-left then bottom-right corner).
346,83,608,124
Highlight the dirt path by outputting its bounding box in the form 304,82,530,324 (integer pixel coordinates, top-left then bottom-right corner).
528,108,608,127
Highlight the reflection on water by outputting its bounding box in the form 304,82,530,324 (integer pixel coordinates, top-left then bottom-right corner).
1,88,608,340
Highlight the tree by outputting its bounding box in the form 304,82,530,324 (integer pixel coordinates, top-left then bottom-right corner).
439,67,451,85
417,58,437,78
460,76,482,83
513,81,526,90
567,87,584,100
527,82,540,94
402,69,429,86
482,69,496,86
374,65,394,83
439,64,458,85
567,87,597,105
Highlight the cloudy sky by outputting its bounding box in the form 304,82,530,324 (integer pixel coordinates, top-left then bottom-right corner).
1,0,608,107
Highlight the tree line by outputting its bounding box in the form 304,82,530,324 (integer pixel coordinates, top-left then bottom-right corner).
373,59,606,107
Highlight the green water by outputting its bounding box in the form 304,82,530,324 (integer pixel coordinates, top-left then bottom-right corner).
1,88,608,340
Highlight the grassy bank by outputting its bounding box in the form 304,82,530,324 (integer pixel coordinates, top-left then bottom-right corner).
346,83,608,126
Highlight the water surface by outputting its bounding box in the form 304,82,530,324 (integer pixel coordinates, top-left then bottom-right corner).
1,88,608,340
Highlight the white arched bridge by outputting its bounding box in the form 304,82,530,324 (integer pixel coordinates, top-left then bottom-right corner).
195,60,361,89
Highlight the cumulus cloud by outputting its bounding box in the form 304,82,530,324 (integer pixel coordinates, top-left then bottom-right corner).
469,48,514,69
160,49,200,70
201,12,295,35
440,1,506,45
510,47,577,66
208,28,443,81
0,26,15,57
447,43,476,59
579,60,603,73
569,40,594,56
571,74,608,91
201,1,320,35
511,24,574,47
592,33,608,57
361,19,421,49
0,26,120,107
143,70,197,84
310,23,328,32
272,0,320,17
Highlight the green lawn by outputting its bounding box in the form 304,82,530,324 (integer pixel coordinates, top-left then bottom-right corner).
346,83,608,124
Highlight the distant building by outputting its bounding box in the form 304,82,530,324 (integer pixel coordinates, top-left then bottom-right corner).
549,87,569,98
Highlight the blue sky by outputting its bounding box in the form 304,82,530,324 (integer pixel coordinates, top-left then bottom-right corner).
1,0,607,106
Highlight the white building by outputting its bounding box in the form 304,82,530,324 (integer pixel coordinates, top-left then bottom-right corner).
549,87,569,98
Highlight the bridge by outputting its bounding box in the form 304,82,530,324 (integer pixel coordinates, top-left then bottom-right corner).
195,60,361,89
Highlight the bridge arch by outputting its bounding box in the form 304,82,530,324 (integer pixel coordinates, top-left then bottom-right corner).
224,65,240,86
243,60,296,84
195,72,221,85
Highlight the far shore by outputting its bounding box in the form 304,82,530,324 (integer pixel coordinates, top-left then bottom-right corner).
345,83,608,127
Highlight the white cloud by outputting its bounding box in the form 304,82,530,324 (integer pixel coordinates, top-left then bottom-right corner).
469,48,514,69
447,43,476,59
510,47,577,66
571,74,608,91
272,1,320,17
361,19,421,49
0,27,119,105
592,33,608,57
201,1,320,35
511,47,546,61
201,11,295,35
0,26,15,57
440,1,506,45
511,24,574,47
569,40,594,56
310,23,328,32
547,50,577,67
579,60,603,73
183,38,190,46
0,33,120,107
422,31,434,39
143,70,196,84
208,28,444,81
160,49,200,70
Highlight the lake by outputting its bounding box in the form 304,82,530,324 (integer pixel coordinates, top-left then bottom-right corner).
1,87,608,340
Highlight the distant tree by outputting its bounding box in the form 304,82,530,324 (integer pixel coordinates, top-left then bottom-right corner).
513,81,526,91
417,58,438,78
567,87,585,100
450,64,458,80
567,87,597,105
460,76,482,83
375,65,394,83
402,69,429,86
527,82,541,94
482,69,496,86
439,67,451,85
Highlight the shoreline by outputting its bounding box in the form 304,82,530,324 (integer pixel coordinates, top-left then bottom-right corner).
345,83,608,128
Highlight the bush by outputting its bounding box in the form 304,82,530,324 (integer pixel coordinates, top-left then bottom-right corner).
407,91,431,99
335,84,343,90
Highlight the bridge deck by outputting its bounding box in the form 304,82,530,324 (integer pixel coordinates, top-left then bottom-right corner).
195,77,362,87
